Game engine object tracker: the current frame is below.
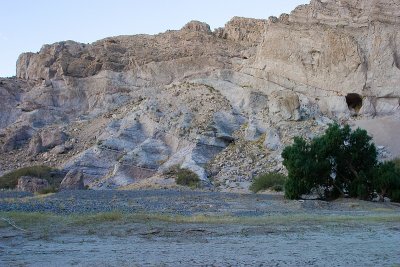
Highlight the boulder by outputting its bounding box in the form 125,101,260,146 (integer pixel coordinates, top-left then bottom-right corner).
60,169,85,190
2,126,34,152
359,97,376,117
50,144,73,155
264,128,281,151
28,134,44,155
40,128,68,149
181,21,211,33
17,176,49,193
211,112,244,142
216,17,267,43
269,91,300,122
244,124,263,141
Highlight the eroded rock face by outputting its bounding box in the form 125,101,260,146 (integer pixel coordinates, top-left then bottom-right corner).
182,21,211,33
290,0,400,27
215,17,267,44
2,0,400,190
17,176,49,193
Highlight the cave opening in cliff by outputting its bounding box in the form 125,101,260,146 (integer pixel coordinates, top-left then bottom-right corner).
346,93,363,114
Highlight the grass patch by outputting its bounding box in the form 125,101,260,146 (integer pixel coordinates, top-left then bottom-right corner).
1,211,399,232
0,212,60,229
71,212,124,226
250,173,287,193
0,166,63,189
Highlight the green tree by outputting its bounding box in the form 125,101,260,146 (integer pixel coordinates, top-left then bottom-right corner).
282,123,377,200
373,161,400,201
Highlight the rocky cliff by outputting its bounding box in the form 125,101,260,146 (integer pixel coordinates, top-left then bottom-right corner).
1,0,399,191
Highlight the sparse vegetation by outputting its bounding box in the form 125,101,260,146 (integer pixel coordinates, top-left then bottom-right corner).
71,212,124,226
250,173,287,193
176,169,201,188
164,165,201,188
0,166,63,189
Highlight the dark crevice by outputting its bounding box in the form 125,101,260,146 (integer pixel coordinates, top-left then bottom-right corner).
346,93,363,114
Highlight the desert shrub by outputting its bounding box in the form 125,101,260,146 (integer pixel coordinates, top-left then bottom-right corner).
0,166,63,189
282,123,377,200
170,167,200,188
250,173,287,193
164,165,201,188
176,169,200,188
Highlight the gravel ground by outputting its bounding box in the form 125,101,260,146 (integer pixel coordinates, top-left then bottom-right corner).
1,189,398,216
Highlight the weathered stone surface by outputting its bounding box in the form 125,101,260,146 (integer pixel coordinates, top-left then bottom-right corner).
17,176,49,193
215,17,267,43
211,112,244,142
318,96,350,119
60,169,85,190
269,91,300,122
28,134,43,155
0,79,24,129
50,144,73,155
264,128,281,151
40,129,68,149
182,21,211,33
289,0,400,27
359,97,376,117
2,126,34,152
375,98,399,115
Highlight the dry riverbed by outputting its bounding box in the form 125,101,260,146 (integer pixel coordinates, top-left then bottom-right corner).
0,189,399,266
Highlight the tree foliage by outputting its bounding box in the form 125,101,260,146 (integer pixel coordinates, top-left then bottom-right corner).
373,161,400,202
282,123,382,200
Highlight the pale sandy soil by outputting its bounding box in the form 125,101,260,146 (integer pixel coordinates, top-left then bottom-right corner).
1,220,399,267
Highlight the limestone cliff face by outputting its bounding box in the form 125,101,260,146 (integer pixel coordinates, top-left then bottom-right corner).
215,17,267,44
2,0,400,190
284,0,400,97
290,0,400,26
247,0,400,118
